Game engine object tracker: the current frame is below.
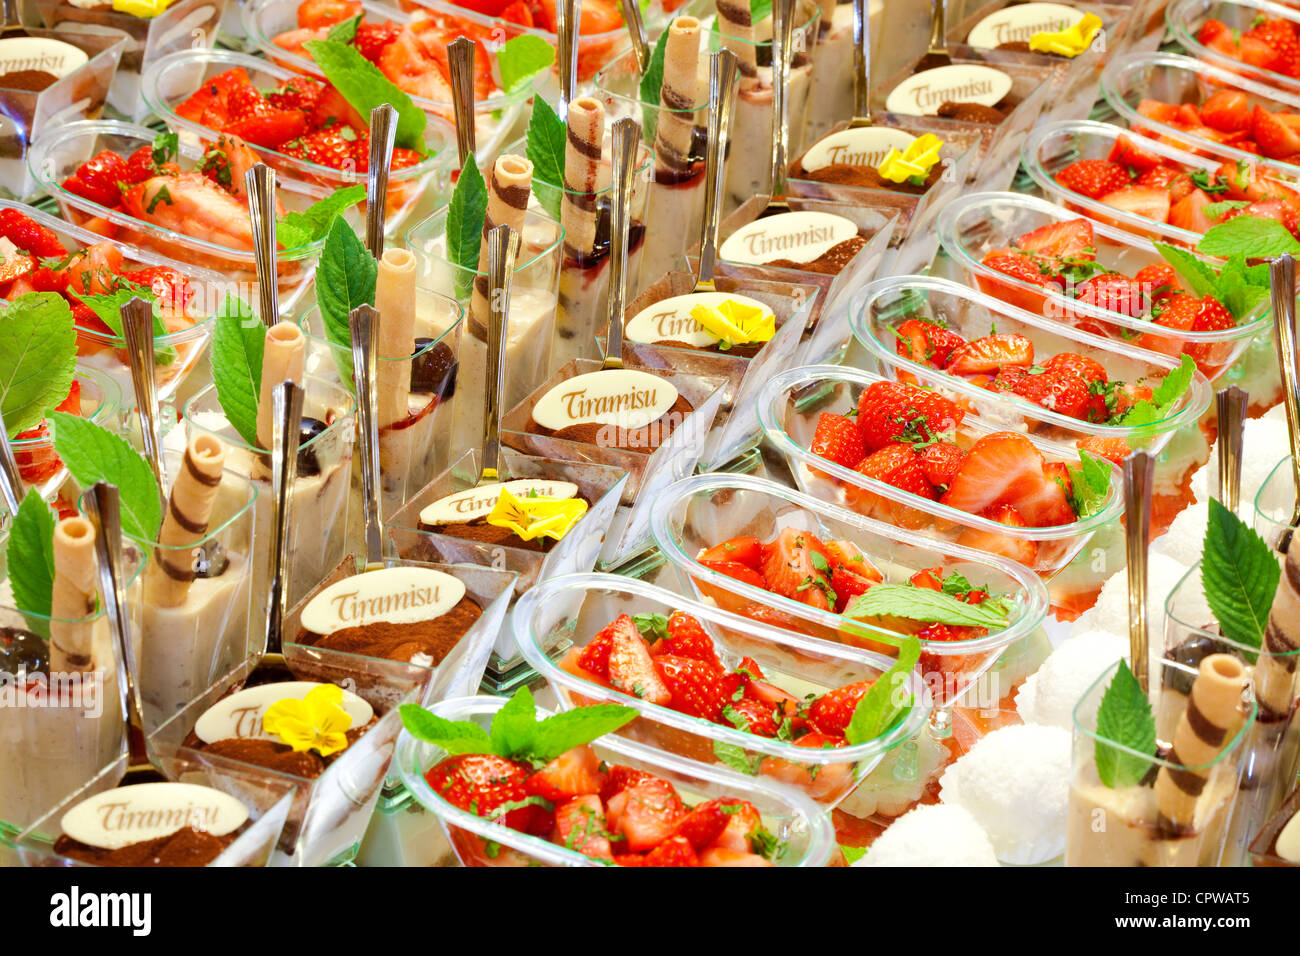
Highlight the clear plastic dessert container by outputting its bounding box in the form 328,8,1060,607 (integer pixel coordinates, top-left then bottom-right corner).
1249,785,1300,866
0,27,125,201
242,0,532,162
1164,560,1300,866
28,119,348,319
851,274,1214,455
512,572,932,809
142,47,456,237
499,358,728,567
396,693,838,867
598,269,821,470
0,198,223,403
1253,454,1296,548
1166,0,1300,94
385,447,630,674
405,205,561,459
281,555,517,706
34,0,228,121
650,472,1051,720
181,375,355,624
16,367,120,503
296,290,464,518
757,363,1125,580
937,190,1271,379
12,755,298,868
1067,655,1257,866
146,654,420,867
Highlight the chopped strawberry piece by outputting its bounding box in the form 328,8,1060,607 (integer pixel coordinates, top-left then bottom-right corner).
1013,218,1094,260
760,526,834,611
668,798,732,850
892,317,967,368
918,441,965,487
654,655,736,721
527,744,605,802
698,559,766,590
940,432,1076,527
655,610,722,669
606,776,685,852
1098,183,1172,223
856,380,964,450
424,753,541,832
808,680,874,736
606,614,670,705
643,834,699,866
810,411,866,469
697,535,763,570
1054,159,1130,199
551,794,614,861
943,333,1035,375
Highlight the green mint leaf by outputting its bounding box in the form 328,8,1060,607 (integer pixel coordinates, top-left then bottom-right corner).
1153,242,1222,299
50,413,161,541
447,162,488,301
525,703,638,764
498,34,555,94
1067,449,1113,520
151,130,178,167
1202,498,1278,653
398,703,495,754
489,686,539,758
327,12,361,43
316,216,378,389
940,571,973,597
713,739,764,775
525,96,566,220
303,39,427,154
632,612,669,643
845,635,921,745
843,585,1010,628
840,844,867,864
6,488,56,630
750,0,773,23
1151,354,1196,409
1214,255,1269,321
0,292,76,437
1201,199,1248,220
638,28,670,140
1093,660,1156,788
209,294,264,447
69,282,176,366
1197,215,1300,259
277,184,366,250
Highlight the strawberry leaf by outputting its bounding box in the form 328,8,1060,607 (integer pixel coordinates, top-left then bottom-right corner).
1094,660,1156,789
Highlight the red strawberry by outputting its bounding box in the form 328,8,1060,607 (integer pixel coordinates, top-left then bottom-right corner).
810,411,867,469
600,765,656,802
760,526,834,611
1077,434,1131,465
1200,89,1253,133
697,535,763,569
606,776,685,852
280,126,355,169
266,75,324,112
943,333,1035,375
1011,369,1098,421
1239,197,1300,236
1151,292,1202,335
1013,218,1094,259
1253,106,1300,159
1134,263,1180,301
1192,296,1235,332
228,108,308,150
830,564,876,613
808,680,876,736
424,753,541,831
724,696,781,736
354,21,402,62
940,432,1076,527
605,614,671,705
667,798,732,850
1042,351,1108,384
63,150,129,207
576,623,615,677
121,145,159,185
56,380,81,415
658,610,722,669
982,251,1060,292
551,794,613,861
698,559,766,590
527,744,605,801
654,655,735,720
1168,189,1218,235
1134,164,1195,202
957,504,1041,566
643,834,698,866
1112,382,1154,417
892,317,967,368
855,380,964,450
0,209,66,258
1107,133,1163,173
1075,272,1145,317
1137,98,1182,124
853,443,936,501
1099,184,1172,223
918,441,964,487
824,539,879,577
1055,159,1131,199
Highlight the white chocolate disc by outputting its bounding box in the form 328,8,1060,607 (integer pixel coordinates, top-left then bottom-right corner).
1276,809,1300,862
885,64,1012,116
720,211,859,265
625,291,775,347
966,2,1084,49
419,479,580,525
532,369,678,431
193,681,373,744
61,783,248,850
0,37,88,81
301,567,467,634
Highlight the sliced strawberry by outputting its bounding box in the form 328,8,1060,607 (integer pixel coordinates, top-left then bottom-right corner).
1013,218,1094,260
723,695,781,736
1042,352,1108,384
760,526,834,611
1134,164,1195,203
808,680,874,737
667,798,732,851
698,559,766,590
606,776,685,852
643,834,699,866
527,744,605,802
697,535,763,570
956,504,1041,566
600,765,657,803
551,793,613,861
1107,133,1163,173
63,150,130,208
1134,263,1180,301
1200,89,1253,133
424,753,541,831
1011,369,1099,422
810,411,867,469
1075,272,1145,317
0,209,66,259
1098,183,1172,223
1253,105,1300,159
918,441,965,487
605,614,671,705
1077,434,1131,465
712,800,765,854
892,317,967,368
856,380,964,450
353,21,402,62
657,611,722,669
54,380,81,416
940,432,1076,527
654,655,735,721
699,846,774,866
1168,189,1216,235
823,539,881,579
1055,159,1131,199
228,108,308,150
943,333,1034,375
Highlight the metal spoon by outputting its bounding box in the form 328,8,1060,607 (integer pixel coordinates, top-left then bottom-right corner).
1215,385,1248,514
0,406,24,518
366,103,397,260
1123,449,1155,692
696,48,738,290
120,297,165,512
263,379,303,655
767,0,796,210
620,0,652,74
245,163,279,326
850,0,872,127
602,118,640,371
556,0,580,122
914,0,952,73
479,223,519,485
350,304,383,564
1270,254,1300,551
448,37,477,168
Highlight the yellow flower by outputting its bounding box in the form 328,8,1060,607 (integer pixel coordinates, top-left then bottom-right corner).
688,299,776,349
262,684,353,757
876,134,944,184
1029,14,1103,57
112,0,175,16
485,488,588,542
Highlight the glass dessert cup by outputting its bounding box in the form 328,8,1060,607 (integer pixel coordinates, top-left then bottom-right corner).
598,269,820,470
688,194,899,369
1249,784,1300,865
405,206,561,459
499,133,654,368
242,0,533,162
143,47,455,237
1253,454,1297,548
499,358,728,567
0,27,124,201
850,274,1214,455
28,119,349,319
757,363,1125,580
384,447,630,676
0,198,223,404
146,653,421,867
396,693,838,866
1067,656,1257,866
1165,561,1300,866
592,47,711,296
650,472,1050,740
296,290,463,521
35,0,227,121
1166,0,1300,95
512,572,933,809
281,554,517,707
16,367,120,504
1101,50,1300,174
77,451,258,735
12,754,298,867
802,0,873,146
937,190,1271,379
181,375,355,628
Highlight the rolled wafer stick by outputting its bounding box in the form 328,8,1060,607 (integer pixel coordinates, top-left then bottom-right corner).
255,322,306,452
469,154,534,339
1259,535,1300,719
716,0,759,91
48,516,99,674
654,18,703,180
1154,654,1247,833
144,435,227,608
561,97,607,260
375,247,416,428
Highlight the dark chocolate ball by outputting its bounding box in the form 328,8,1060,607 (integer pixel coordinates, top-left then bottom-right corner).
297,416,328,477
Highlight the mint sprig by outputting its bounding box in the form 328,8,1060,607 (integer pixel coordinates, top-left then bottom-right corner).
303,39,427,154
1114,354,1196,430
845,635,921,745
1201,199,1248,220
525,96,566,220
209,294,264,447
632,612,669,643
843,585,1010,629
70,283,176,366
1196,214,1300,259
6,488,56,632
1154,241,1270,322
316,216,377,388
0,292,76,437
326,13,361,43
638,29,670,140
400,687,636,767
1066,449,1112,519
447,162,488,301
277,184,366,250
50,414,161,541
713,740,764,775
498,34,555,94
1201,498,1278,655
1094,659,1156,788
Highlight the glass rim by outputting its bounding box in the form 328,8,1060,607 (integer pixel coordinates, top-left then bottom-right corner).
404,207,565,276
295,288,465,360
183,375,355,456
73,310,216,347
593,47,714,114
82,462,260,549
1253,455,1296,537
10,366,122,450
1165,558,1300,660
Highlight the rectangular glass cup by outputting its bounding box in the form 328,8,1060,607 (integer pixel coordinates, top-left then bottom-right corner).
1252,454,1296,549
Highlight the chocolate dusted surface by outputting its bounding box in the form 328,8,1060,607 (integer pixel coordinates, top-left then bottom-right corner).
296,595,484,664
526,392,695,452
935,98,1012,124
54,826,238,867
651,338,763,358
764,236,867,276
186,721,376,779
421,516,551,552
0,69,58,91
790,158,941,194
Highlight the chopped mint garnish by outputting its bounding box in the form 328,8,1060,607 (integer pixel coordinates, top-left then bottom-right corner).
632,612,669,643
1066,449,1113,520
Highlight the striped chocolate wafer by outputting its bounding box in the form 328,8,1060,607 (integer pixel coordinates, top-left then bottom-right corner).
716,0,759,90
654,18,704,180
1260,535,1300,719
145,435,227,608
469,154,534,340
561,96,607,260
49,516,98,673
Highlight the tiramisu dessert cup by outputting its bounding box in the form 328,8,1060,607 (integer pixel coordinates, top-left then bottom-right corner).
14,760,297,867
0,28,125,199
1249,784,1300,866
386,447,629,676
1067,654,1257,866
183,327,355,628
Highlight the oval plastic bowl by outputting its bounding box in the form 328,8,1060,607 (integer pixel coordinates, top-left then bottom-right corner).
936,190,1270,379
512,572,933,809
1165,0,1300,95
396,694,838,867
